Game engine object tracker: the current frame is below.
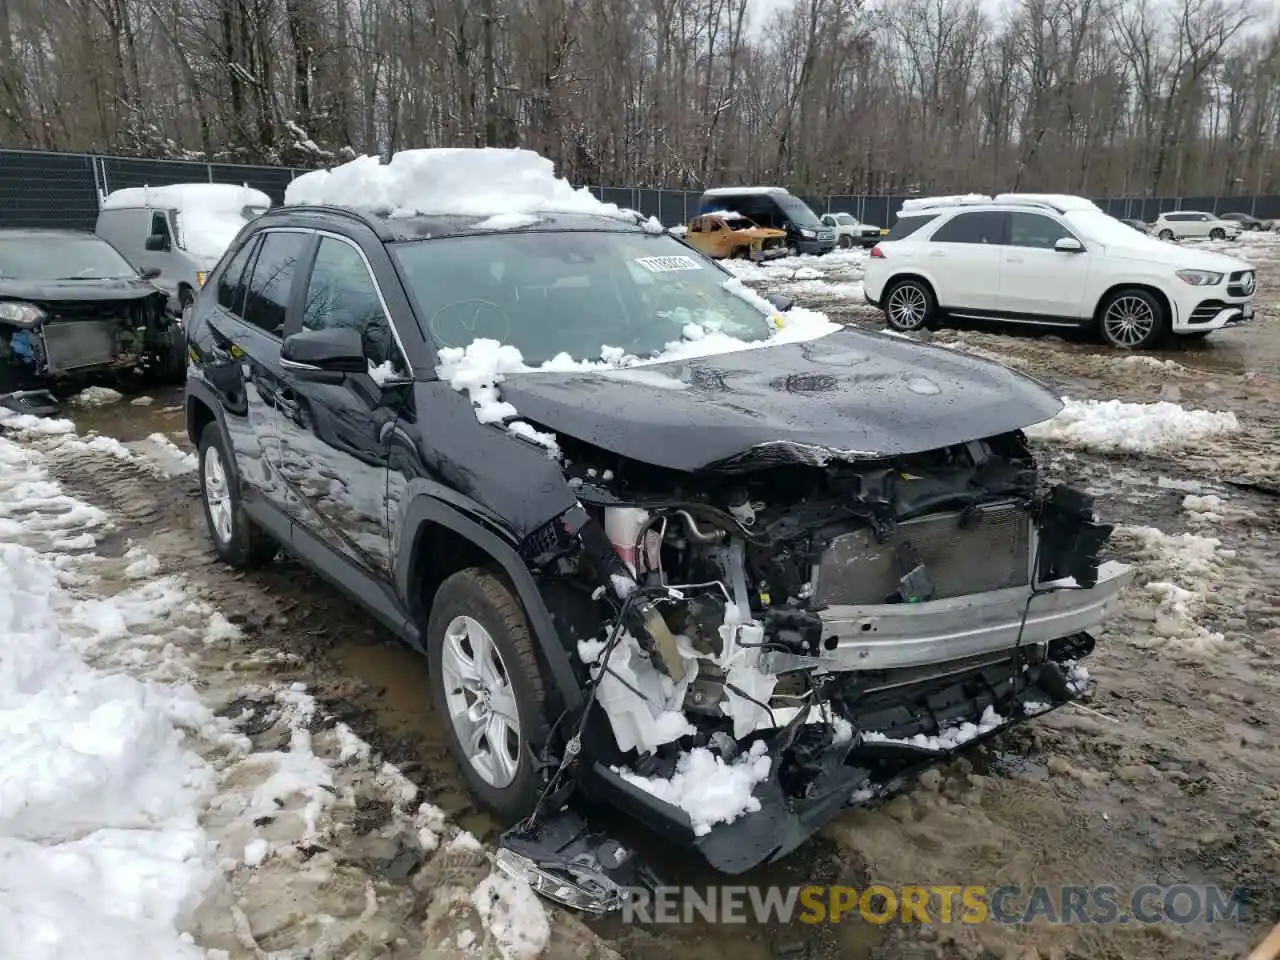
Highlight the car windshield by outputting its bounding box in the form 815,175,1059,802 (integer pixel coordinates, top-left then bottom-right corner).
392,231,775,365
722,215,756,229
1065,209,1166,248
777,195,823,227
836,214,857,225
0,234,138,281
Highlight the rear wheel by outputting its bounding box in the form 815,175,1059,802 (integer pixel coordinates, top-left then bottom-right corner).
883,278,937,332
1098,288,1167,350
428,569,547,824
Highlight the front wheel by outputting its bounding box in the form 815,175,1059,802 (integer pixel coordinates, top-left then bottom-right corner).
838,235,853,249
883,278,937,332
198,426,278,568
1098,288,1167,350
1210,228,1226,240
1158,229,1174,241
428,568,548,824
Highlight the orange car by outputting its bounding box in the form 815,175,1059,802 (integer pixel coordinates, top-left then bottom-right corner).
684,212,789,261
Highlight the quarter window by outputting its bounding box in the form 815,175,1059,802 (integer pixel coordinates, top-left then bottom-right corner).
242,231,307,336
302,237,402,371
216,237,258,314
1008,212,1075,249
883,214,937,241
930,211,1008,245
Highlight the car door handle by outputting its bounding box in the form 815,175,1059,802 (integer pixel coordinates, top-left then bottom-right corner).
1006,255,1023,263
928,250,946,257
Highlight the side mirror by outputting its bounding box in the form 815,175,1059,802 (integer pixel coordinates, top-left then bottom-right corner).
138,266,161,280
1054,237,1084,253
280,327,367,383
145,233,169,251
765,292,794,313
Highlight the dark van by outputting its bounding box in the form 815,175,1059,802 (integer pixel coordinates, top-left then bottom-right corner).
697,187,835,256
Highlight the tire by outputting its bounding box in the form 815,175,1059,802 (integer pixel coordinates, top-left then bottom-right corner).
883,278,938,332
729,246,748,260
1209,228,1225,240
1158,229,1174,241
1249,223,1261,231
428,568,548,824
1097,288,1168,350
786,245,798,258
198,425,277,568
838,235,853,249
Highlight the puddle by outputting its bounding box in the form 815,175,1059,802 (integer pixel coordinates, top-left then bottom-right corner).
66,384,185,441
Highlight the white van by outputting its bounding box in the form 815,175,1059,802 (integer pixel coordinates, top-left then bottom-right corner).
95,183,271,312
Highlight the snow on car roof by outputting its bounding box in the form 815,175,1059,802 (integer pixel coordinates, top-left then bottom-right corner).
283,148,640,225
899,194,991,213
101,183,271,213
702,186,790,196
992,193,1100,212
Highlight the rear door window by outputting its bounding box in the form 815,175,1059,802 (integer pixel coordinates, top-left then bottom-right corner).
883,214,939,241
241,231,308,337
930,211,1009,245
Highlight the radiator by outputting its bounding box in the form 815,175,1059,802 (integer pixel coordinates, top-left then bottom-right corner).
42,321,118,371
814,500,1032,606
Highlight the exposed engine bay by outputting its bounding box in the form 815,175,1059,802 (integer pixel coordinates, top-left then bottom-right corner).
497,429,1133,909
0,292,180,412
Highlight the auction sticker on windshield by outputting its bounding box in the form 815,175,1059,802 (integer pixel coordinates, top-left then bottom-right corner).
634,256,704,273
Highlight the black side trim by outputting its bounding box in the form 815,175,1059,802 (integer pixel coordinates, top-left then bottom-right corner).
944,307,1084,327
396,494,584,711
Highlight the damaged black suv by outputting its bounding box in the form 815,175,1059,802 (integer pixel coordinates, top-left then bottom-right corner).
185,203,1133,909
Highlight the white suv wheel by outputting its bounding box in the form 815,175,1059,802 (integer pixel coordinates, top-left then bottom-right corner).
885,281,933,331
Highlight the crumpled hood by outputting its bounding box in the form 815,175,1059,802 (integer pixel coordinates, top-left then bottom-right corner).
0,276,162,305
735,227,787,240
499,329,1064,471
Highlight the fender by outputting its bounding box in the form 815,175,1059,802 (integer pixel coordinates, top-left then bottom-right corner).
395,490,584,712
185,377,229,449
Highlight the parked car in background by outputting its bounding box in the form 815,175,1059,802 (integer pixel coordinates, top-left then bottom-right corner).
0,229,183,410
1152,210,1241,242
863,194,1256,349
1218,211,1274,232
1119,218,1149,234
96,183,271,313
684,211,788,261
820,212,883,248
698,186,835,255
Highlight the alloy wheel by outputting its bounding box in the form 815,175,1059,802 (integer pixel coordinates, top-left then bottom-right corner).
886,283,928,330
440,615,523,789
202,444,233,545
1103,295,1156,348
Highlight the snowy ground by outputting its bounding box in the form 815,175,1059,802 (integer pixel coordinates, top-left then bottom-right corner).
2,231,1278,960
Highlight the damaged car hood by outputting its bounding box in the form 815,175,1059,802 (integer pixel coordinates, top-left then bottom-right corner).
0,277,162,304
499,329,1064,471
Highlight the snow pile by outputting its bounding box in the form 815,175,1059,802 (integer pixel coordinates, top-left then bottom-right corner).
1024,397,1240,454
102,183,270,260
0,433,214,958
862,705,1005,752
471,872,552,960
615,740,772,837
71,385,124,407
1112,525,1228,654
286,148,628,224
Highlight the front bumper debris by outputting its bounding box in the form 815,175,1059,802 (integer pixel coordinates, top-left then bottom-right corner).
760,561,1132,674
751,247,790,262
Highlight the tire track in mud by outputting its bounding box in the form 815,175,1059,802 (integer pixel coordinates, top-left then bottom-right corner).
45,442,892,960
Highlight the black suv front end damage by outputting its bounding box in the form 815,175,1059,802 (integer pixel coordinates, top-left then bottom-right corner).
490,413,1132,910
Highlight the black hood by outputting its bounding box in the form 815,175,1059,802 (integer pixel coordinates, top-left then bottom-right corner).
0,276,161,304
498,329,1063,471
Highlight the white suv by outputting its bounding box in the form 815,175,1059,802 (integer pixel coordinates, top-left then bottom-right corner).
863,194,1257,349
1152,211,1242,242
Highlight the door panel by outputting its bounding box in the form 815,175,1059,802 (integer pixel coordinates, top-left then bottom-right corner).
276,235,408,580
925,211,1008,311
997,212,1091,319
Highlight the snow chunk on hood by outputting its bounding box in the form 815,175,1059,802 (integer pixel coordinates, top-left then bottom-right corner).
285,148,629,223
1024,397,1239,454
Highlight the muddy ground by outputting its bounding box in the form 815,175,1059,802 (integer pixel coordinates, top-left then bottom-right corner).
32,233,1280,959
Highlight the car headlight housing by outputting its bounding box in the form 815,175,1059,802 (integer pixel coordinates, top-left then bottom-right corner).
800,228,816,239
0,301,47,328
1176,269,1224,286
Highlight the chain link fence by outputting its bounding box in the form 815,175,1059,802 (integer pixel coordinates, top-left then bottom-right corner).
4,148,1280,232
